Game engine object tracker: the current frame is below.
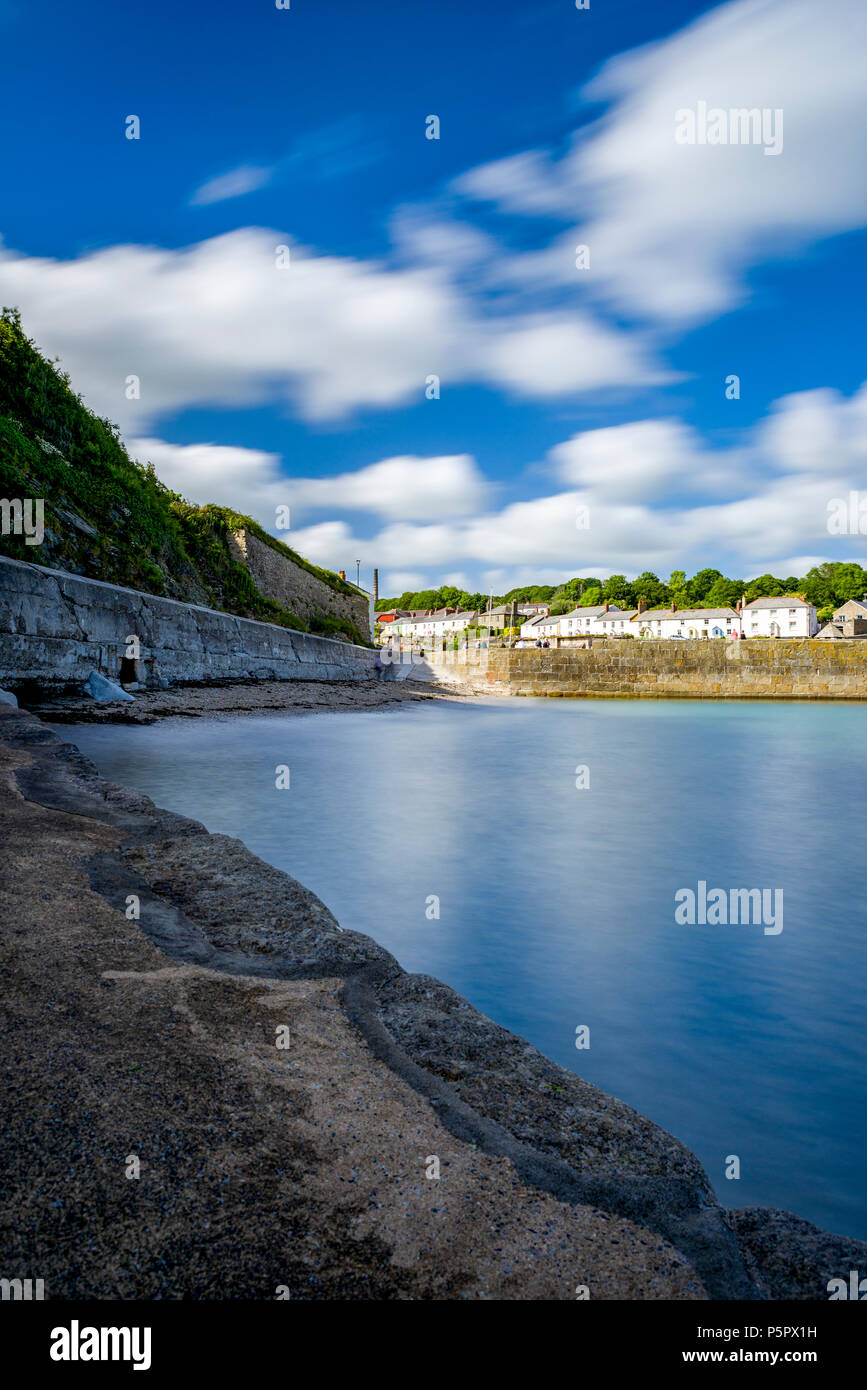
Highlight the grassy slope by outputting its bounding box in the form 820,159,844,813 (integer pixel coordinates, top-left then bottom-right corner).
0,310,367,644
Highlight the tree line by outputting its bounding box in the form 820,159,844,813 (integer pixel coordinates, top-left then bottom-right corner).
377,563,867,623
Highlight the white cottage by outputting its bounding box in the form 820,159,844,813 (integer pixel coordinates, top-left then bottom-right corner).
741,596,817,638
390,609,478,640
519,614,550,639
633,607,670,638
529,612,564,640
656,607,740,639
594,609,638,637
633,606,740,638
558,605,621,637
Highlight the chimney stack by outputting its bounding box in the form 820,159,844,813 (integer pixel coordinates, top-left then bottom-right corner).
637,598,646,614
339,570,346,581
604,601,609,612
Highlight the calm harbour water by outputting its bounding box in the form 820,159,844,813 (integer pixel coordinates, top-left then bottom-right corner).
61,697,867,1240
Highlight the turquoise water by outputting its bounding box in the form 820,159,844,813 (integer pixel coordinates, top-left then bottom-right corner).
61,698,867,1240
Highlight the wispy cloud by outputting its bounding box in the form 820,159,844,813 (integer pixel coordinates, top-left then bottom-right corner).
190,164,273,207
277,116,385,184
188,117,384,207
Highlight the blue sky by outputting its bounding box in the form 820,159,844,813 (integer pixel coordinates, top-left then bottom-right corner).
2,0,866,594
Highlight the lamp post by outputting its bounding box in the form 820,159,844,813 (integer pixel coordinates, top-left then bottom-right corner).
356,560,361,588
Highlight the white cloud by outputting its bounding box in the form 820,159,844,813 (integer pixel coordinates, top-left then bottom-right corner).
190,165,273,206
283,518,357,563
455,0,867,323
453,151,574,217
550,418,746,501
477,313,666,396
757,385,867,475
288,455,490,521
129,438,288,519
389,208,498,272
381,571,427,594
284,381,867,586
0,230,660,430
131,440,490,525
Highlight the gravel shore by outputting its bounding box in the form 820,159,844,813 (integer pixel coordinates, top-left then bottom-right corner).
26,676,458,724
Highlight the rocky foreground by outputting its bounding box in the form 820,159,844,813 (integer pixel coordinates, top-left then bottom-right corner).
1,697,864,1300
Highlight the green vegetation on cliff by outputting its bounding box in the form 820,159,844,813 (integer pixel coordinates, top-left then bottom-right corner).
0,309,366,644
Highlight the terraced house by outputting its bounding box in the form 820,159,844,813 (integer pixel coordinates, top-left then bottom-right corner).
635,607,741,639
387,608,479,641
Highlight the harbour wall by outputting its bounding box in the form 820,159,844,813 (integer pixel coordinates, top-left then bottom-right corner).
411,639,867,700
0,556,378,692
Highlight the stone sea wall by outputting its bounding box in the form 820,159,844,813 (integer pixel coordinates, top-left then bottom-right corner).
0,556,378,693
227,529,371,639
418,640,867,700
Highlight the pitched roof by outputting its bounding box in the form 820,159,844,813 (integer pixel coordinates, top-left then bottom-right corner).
597,609,638,621
417,609,477,623
661,608,739,620
742,595,811,609
561,605,620,619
